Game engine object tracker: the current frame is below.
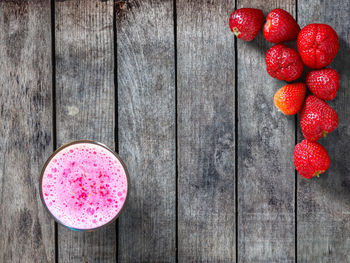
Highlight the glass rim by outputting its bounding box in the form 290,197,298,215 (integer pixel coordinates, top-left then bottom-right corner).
39,139,130,232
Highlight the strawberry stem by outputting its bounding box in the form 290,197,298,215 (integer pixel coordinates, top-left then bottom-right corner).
233,27,240,37
322,131,327,137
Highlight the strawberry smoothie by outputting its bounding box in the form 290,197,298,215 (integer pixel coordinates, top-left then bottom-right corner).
40,141,129,230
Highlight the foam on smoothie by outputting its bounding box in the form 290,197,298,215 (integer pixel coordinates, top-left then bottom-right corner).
41,143,128,230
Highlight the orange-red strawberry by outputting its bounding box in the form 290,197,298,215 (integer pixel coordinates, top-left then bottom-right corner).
306,68,339,101
274,83,306,115
297,24,339,69
229,8,264,41
299,95,338,142
265,44,303,81
294,139,330,179
263,8,300,43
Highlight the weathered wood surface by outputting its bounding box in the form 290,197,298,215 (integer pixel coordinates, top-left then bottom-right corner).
55,0,116,262
237,0,296,261
177,0,236,261
116,0,176,262
1,0,350,262
0,1,54,262
297,0,350,262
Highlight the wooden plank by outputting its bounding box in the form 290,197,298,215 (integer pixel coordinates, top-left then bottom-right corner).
54,0,115,262
116,1,176,262
0,1,54,262
297,0,350,261
177,1,236,261
236,1,296,261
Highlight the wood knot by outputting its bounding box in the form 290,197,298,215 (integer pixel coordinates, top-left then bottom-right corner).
115,0,140,18
115,0,128,11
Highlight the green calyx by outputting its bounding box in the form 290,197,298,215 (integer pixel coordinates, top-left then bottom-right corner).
322,131,327,137
233,27,240,37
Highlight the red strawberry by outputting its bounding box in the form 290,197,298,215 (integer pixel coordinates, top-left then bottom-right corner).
297,24,339,69
306,68,340,100
299,95,338,142
263,8,300,43
274,83,306,115
294,139,330,179
265,44,304,81
229,8,264,41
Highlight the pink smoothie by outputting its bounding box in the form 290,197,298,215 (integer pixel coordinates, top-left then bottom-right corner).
41,142,128,230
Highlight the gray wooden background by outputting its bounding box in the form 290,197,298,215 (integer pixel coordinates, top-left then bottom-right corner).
0,0,349,262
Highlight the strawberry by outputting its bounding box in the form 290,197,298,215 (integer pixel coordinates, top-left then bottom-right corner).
274,83,306,115
306,68,340,101
263,8,300,43
297,24,339,69
294,139,330,179
299,95,338,142
229,8,264,41
265,44,303,81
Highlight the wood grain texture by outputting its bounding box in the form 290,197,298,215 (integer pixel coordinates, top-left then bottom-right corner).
297,1,350,261
0,1,54,262
55,0,115,262
236,1,296,261
116,0,176,262
177,1,236,261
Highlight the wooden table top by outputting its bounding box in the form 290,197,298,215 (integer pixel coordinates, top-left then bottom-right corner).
0,0,349,262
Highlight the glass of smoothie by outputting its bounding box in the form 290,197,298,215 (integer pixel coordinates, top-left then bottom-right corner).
40,140,129,231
